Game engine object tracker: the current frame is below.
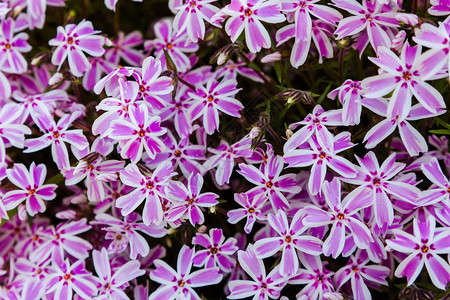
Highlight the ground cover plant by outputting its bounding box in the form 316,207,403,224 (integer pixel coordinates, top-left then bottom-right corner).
0,0,449,299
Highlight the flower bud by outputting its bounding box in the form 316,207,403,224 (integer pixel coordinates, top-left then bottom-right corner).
261,52,282,63
391,30,406,53
49,72,64,86
324,292,344,300
396,13,419,26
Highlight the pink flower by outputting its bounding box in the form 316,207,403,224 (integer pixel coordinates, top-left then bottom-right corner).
228,246,287,299
170,0,220,43
165,173,218,225
24,112,89,171
145,18,199,73
149,245,223,300
93,213,167,259
49,20,105,76
361,43,446,116
334,250,389,300
105,30,144,66
284,133,357,195
133,56,174,110
0,17,32,74
227,193,268,234
237,154,301,210
222,0,286,53
428,0,450,16
3,162,57,217
253,210,323,277
386,216,450,289
0,103,31,162
188,77,243,135
303,178,373,258
110,104,167,163
45,259,97,300
192,228,239,272
327,80,365,126
333,0,398,53
92,247,146,299
116,161,176,225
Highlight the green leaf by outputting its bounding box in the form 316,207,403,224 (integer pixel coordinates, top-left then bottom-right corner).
429,129,450,135
317,82,333,104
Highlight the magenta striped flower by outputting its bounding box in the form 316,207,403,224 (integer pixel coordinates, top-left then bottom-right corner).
0,103,31,163
170,0,220,43
334,250,390,300
222,0,286,53
110,104,167,163
386,216,450,290
227,193,268,234
149,245,223,300
45,259,97,300
303,178,373,258
116,161,176,225
237,154,301,210
284,132,357,195
192,228,239,272
49,20,105,76
105,30,144,66
188,77,243,135
0,17,32,74
24,112,89,171
421,157,450,205
228,246,287,299
253,210,323,277
3,162,57,217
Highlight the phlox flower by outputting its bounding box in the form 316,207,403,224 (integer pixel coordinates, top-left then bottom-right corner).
15,258,53,282
361,97,445,156
284,132,357,195
188,77,243,135
116,161,176,225
327,80,366,126
30,218,92,264
93,213,167,259
165,173,218,225
334,250,390,300
340,152,420,229
215,55,264,83
227,193,269,234
386,216,450,289
0,103,31,163
24,111,89,171
170,0,220,43
3,162,57,217
45,259,97,300
49,19,105,76
149,245,223,300
92,79,140,137
93,65,135,96
253,210,323,277
414,20,450,80
93,247,146,299
237,154,301,210
144,131,205,178
204,137,253,186
133,56,174,110
428,0,450,16
222,0,286,53
333,0,398,53
420,157,450,205
284,105,344,153
145,18,199,73
289,253,335,300
361,43,445,116
0,17,31,74
303,178,374,258
110,103,167,163
228,246,286,300
192,228,239,272
105,30,144,66
276,19,336,67
82,56,116,91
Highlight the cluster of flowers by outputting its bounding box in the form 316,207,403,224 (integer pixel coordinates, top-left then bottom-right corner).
0,0,449,299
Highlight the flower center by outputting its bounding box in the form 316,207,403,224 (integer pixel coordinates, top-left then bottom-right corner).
208,96,214,102
64,274,71,281
113,192,120,199
5,43,10,49
67,37,73,44
167,43,173,49
138,130,146,137
140,85,146,92
402,72,411,80
337,213,345,220
123,106,128,111
88,165,94,171
188,198,195,204
174,150,182,157
266,181,273,188
248,207,255,213
319,152,326,159
28,189,36,195
261,283,267,290
116,234,122,240
53,132,60,138
178,280,185,287
147,182,154,189
244,8,252,16
210,247,218,254
373,178,381,185
285,236,292,243
421,245,429,253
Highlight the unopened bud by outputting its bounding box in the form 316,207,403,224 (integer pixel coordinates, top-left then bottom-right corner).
210,10,226,27
31,52,50,66
104,37,114,47
197,225,208,234
49,72,64,86
391,30,406,53
209,206,216,213
249,126,261,139
276,89,313,105
210,44,239,65
324,292,344,300
396,13,419,26
286,128,294,139
12,5,23,18
261,52,282,63
337,37,350,48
